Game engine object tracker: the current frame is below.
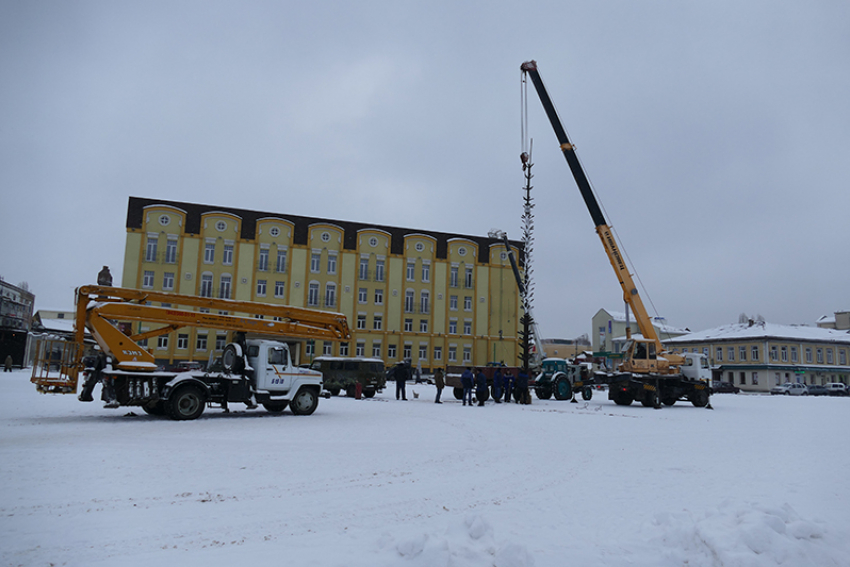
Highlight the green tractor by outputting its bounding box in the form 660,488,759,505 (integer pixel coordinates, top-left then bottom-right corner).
534,358,595,401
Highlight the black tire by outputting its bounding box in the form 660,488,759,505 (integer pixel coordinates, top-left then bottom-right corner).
291,388,319,416
453,387,464,400
263,401,289,413
690,389,710,408
363,389,376,398
536,386,553,400
553,376,571,400
612,391,633,406
475,388,490,403
222,343,244,373
346,385,356,398
167,385,206,421
328,387,341,397
582,387,593,401
141,401,166,416
662,396,677,406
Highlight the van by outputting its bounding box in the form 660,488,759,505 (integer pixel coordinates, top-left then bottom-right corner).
825,383,848,396
310,357,386,398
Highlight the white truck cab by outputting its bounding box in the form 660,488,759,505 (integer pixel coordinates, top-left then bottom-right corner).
245,339,323,394
681,352,711,382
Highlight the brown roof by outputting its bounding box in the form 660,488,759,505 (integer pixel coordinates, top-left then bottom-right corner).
127,196,523,264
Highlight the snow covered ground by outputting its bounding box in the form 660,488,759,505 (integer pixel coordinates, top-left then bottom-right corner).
2,368,849,566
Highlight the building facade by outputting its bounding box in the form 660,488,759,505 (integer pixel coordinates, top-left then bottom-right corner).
665,321,850,392
0,279,35,368
121,197,524,370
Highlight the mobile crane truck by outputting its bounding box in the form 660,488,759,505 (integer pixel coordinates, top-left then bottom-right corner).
31,285,351,420
521,60,710,408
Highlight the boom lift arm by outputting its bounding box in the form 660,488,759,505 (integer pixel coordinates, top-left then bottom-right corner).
34,285,351,392
520,60,679,374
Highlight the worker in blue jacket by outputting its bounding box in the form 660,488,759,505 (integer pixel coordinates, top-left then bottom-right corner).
461,367,474,406
475,368,488,406
492,368,503,404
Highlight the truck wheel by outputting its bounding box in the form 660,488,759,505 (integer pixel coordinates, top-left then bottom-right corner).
363,390,376,398
346,385,356,398
690,389,710,407
612,391,633,406
263,401,289,413
142,401,166,416
453,387,464,400
167,385,206,420
662,396,677,406
554,376,571,400
328,387,341,396
641,390,658,407
536,386,553,400
291,388,319,416
222,344,244,373
582,387,593,401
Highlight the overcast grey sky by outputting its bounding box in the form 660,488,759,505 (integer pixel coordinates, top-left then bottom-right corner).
2,0,848,339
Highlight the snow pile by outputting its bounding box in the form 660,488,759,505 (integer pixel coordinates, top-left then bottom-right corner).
376,515,534,567
642,500,843,566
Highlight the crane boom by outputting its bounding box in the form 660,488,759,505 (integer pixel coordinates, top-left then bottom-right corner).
520,60,660,349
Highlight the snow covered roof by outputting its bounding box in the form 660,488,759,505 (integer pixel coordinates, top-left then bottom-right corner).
668,322,850,344
599,309,690,335
35,318,75,334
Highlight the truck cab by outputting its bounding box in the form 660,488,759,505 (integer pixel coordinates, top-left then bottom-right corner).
246,339,322,394
680,352,711,382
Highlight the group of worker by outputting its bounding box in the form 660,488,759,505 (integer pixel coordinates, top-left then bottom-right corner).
389,361,531,406
389,360,532,406
459,366,530,406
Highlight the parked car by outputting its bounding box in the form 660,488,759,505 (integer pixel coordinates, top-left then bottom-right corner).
806,384,828,396
710,381,740,394
770,382,808,396
825,383,849,397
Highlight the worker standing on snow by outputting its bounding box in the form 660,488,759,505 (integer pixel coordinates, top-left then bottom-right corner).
516,369,530,404
475,368,488,406
461,367,474,406
434,367,445,404
392,361,408,400
503,370,514,403
492,367,503,404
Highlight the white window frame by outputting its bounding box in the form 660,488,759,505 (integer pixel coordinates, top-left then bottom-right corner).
325,283,336,308
219,274,232,299
204,242,215,264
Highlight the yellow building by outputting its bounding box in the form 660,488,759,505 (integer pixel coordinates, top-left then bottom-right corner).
665,320,850,392
122,197,524,370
